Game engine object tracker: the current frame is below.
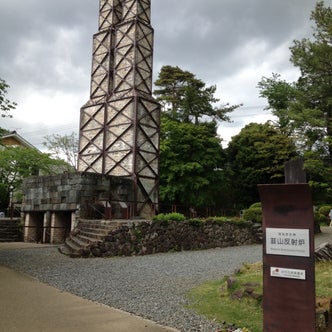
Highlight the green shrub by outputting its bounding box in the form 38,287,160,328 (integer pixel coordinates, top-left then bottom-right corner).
188,218,204,226
315,205,332,226
231,216,246,223
242,208,262,223
166,212,186,221
152,212,185,221
318,205,331,217
249,202,262,209
315,211,329,226
152,213,166,221
206,216,228,223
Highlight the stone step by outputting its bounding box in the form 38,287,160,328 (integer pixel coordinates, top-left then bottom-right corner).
78,219,131,229
73,233,97,246
58,243,81,258
59,219,134,257
78,219,112,226
61,237,87,258
0,231,21,235
0,237,22,242
79,224,113,231
79,226,114,235
65,237,82,252
58,245,72,256
0,223,21,225
0,221,23,242
78,229,109,240
0,226,21,230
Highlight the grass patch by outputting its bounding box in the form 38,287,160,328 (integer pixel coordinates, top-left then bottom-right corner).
316,261,332,312
186,261,332,332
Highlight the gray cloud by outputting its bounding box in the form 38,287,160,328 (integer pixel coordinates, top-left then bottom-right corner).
152,0,315,82
1,0,331,146
1,0,96,92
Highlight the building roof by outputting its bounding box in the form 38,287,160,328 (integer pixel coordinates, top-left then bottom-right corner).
0,131,39,151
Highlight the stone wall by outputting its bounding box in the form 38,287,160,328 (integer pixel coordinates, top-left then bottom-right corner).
22,172,132,218
87,220,263,257
315,242,332,261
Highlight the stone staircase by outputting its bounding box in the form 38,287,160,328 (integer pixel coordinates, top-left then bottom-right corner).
59,219,131,258
0,218,23,242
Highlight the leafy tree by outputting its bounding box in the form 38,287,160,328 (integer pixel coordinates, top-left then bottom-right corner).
258,1,332,163
303,151,332,204
0,127,10,139
154,65,198,117
0,146,68,206
257,1,332,204
159,118,228,207
43,132,78,170
226,123,298,208
0,183,9,211
0,78,16,118
290,1,332,162
155,66,239,210
154,65,239,124
257,73,298,136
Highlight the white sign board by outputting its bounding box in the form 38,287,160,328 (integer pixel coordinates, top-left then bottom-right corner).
270,267,306,280
266,228,310,257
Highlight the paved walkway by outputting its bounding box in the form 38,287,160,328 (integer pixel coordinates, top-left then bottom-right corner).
315,226,332,247
0,249,178,332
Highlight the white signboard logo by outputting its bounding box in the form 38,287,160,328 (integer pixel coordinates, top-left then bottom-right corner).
270,267,306,280
266,228,310,257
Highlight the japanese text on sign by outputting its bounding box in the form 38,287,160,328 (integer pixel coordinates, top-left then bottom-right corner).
266,228,310,257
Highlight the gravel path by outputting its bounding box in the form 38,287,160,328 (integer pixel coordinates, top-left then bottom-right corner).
0,227,331,332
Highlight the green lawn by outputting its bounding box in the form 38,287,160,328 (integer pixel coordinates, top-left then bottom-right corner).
186,261,332,332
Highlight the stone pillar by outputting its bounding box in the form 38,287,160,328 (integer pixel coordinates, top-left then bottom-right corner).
71,211,77,231
43,211,51,243
23,213,32,242
50,213,67,244
24,212,42,243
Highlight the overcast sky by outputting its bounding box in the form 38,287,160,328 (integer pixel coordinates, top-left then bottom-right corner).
1,0,331,150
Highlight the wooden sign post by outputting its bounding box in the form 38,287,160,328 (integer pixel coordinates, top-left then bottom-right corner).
258,184,316,331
